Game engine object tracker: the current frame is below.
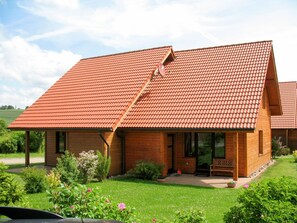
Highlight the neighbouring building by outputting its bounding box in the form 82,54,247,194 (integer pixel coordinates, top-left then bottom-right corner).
271,81,297,151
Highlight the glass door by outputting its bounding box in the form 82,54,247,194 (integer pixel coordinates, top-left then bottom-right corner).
196,133,212,175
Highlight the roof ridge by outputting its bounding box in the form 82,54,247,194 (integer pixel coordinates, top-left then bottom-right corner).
81,45,172,61
175,40,272,53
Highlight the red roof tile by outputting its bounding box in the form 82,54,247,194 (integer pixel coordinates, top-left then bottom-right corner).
9,46,173,130
271,82,297,129
120,41,273,129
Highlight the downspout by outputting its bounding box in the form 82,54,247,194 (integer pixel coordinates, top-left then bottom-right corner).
116,130,126,174
99,132,110,158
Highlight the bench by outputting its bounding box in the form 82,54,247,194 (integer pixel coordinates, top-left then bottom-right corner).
210,159,234,176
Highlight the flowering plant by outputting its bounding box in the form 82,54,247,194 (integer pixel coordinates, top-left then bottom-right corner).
47,183,137,222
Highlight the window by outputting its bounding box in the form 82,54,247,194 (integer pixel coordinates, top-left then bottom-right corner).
184,133,196,157
184,132,225,158
259,130,263,155
214,133,225,158
56,131,66,153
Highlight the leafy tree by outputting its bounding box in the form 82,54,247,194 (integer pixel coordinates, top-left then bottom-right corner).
0,119,7,136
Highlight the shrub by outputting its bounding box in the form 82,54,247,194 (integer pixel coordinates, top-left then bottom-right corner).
0,162,25,205
224,177,297,223
47,170,61,189
47,183,137,222
130,160,164,180
53,150,79,184
272,137,290,157
174,208,208,223
11,131,25,152
0,119,7,136
293,150,297,162
0,136,17,153
21,167,47,193
96,151,111,181
77,150,98,184
30,131,44,152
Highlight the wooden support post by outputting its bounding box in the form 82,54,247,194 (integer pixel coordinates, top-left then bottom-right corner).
44,132,47,165
25,131,30,166
233,132,238,181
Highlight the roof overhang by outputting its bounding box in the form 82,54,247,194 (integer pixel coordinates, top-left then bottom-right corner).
8,127,113,132
265,47,283,116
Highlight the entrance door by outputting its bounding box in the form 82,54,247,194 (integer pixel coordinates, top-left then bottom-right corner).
196,133,212,175
167,134,175,173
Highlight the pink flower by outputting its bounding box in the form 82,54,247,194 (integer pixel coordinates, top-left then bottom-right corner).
70,205,74,209
118,203,126,211
243,184,249,189
87,188,92,193
177,169,182,175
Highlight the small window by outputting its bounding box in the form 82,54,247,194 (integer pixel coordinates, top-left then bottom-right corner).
56,132,66,153
184,133,195,157
214,133,225,158
259,130,263,155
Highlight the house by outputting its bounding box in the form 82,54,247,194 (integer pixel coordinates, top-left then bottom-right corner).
271,81,297,151
9,41,282,180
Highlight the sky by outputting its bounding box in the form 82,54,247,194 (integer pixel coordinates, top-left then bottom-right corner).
0,0,297,109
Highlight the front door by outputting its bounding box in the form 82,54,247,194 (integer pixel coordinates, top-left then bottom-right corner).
167,134,175,173
196,133,212,175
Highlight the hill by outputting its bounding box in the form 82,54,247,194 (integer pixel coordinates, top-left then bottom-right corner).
0,109,24,125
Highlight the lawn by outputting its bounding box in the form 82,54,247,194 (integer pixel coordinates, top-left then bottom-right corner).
7,156,297,223
0,109,24,124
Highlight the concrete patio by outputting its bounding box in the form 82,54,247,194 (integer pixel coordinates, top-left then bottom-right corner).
159,174,251,188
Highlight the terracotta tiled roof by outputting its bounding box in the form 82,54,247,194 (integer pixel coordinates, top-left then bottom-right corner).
120,41,273,129
10,41,279,131
9,46,173,130
271,82,297,129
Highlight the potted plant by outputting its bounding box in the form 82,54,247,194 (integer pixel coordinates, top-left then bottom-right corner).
227,180,237,188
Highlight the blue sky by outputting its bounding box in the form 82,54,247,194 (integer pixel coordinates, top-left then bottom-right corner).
1,0,297,108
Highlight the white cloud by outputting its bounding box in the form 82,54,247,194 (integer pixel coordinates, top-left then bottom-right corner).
0,36,81,108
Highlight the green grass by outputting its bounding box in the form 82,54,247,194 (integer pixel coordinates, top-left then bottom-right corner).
0,109,24,124
7,157,297,223
0,152,44,159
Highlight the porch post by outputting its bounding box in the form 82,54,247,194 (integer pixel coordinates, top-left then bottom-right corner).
25,131,30,166
44,132,47,165
285,129,289,146
233,132,238,181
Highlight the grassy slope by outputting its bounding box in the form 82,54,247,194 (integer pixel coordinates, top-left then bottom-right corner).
13,157,296,223
0,109,24,124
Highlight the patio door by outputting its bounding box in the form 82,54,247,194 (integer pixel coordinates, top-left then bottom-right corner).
167,134,175,173
196,133,212,175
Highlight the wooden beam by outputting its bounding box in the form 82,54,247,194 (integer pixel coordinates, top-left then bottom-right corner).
25,131,30,166
233,132,238,181
285,129,289,147
44,132,47,165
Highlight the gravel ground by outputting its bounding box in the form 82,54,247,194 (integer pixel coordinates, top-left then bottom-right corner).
0,157,44,165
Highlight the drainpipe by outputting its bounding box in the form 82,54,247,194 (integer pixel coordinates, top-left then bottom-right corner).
99,132,110,158
116,130,126,174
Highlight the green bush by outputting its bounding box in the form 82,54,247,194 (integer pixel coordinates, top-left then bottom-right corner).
174,208,208,223
0,136,17,153
0,162,25,205
293,150,297,163
224,177,297,223
21,167,47,193
29,131,44,152
47,183,137,222
53,151,79,184
0,119,7,136
272,137,291,157
47,170,61,189
130,160,164,180
96,151,111,181
77,150,98,184
11,131,25,152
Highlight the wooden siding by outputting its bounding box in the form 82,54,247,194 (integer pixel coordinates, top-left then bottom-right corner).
125,131,166,175
46,131,122,176
246,88,272,176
